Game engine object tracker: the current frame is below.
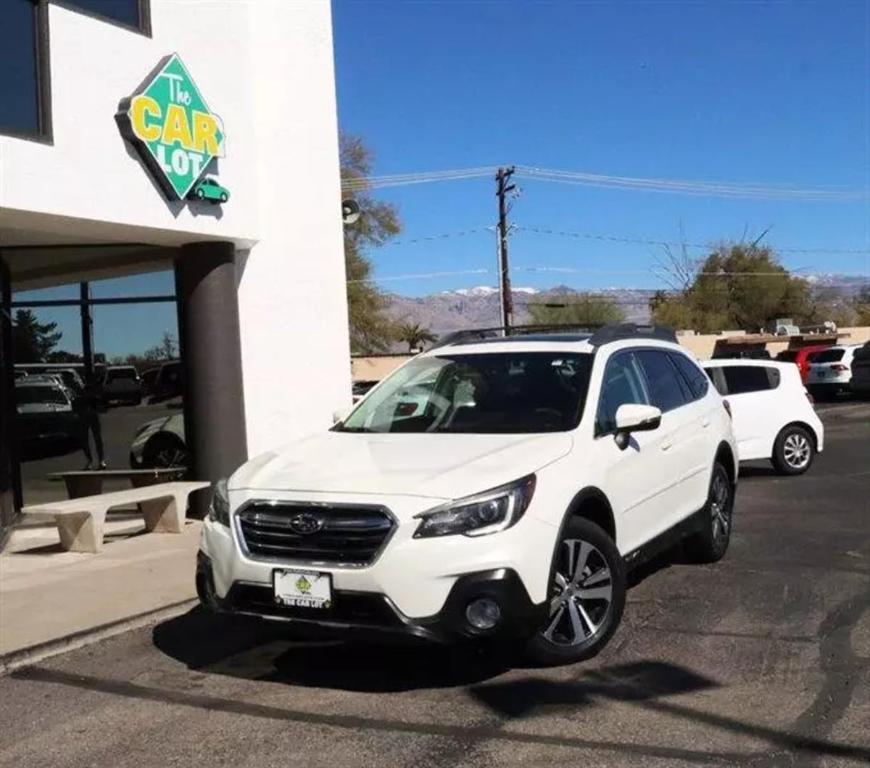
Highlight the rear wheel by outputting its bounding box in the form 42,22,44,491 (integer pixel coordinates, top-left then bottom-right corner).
142,433,189,469
525,517,625,666
772,425,815,475
685,462,733,563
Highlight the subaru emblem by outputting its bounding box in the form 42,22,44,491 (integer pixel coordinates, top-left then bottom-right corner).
288,512,324,535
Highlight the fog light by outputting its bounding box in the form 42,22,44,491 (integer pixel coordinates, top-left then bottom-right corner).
465,598,501,630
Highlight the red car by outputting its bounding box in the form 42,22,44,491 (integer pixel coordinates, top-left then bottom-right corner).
776,345,830,383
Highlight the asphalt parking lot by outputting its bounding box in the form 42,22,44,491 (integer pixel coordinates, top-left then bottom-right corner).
1,401,868,767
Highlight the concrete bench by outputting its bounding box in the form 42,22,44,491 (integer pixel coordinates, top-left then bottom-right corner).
22,481,210,554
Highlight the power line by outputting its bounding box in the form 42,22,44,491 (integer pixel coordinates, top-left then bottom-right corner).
340,164,866,201
515,225,870,255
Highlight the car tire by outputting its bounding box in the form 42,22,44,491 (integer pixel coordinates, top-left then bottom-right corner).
685,462,734,563
525,517,626,667
219,192,228,203
772,424,815,475
141,433,189,469
196,189,205,200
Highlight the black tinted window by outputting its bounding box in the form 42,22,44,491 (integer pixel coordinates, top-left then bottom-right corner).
670,353,709,401
720,366,778,395
1,0,40,136
635,350,688,412
812,349,845,363
63,0,143,28
596,353,649,434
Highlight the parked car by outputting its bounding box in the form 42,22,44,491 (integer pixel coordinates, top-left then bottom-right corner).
351,380,379,404
149,360,183,403
703,359,823,475
102,365,142,405
849,343,870,398
806,345,863,399
140,367,160,398
775,344,830,384
129,412,188,469
14,379,79,449
197,324,738,666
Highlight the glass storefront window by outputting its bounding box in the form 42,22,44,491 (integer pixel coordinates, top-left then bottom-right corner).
0,0,43,138
61,0,147,32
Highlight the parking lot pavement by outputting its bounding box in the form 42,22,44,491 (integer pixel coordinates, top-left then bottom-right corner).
1,402,868,767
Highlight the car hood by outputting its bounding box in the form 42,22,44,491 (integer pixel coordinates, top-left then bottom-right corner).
229,431,573,501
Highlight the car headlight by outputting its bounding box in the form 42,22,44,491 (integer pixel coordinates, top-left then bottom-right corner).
208,478,230,526
414,475,536,538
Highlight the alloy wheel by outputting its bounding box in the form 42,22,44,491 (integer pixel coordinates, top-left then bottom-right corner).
710,470,731,543
543,539,613,646
783,433,811,470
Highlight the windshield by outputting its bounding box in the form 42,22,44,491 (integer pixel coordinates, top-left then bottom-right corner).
16,386,68,405
339,352,593,434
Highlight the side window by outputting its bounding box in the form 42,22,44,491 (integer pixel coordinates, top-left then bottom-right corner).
595,352,649,435
670,352,710,401
635,350,689,413
721,366,777,395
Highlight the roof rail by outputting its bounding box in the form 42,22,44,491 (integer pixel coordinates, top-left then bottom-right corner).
588,323,677,347
430,323,605,350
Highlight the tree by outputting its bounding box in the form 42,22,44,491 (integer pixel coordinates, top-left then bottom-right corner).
650,243,815,333
396,322,437,352
854,285,870,326
11,309,62,363
341,133,401,353
527,294,625,327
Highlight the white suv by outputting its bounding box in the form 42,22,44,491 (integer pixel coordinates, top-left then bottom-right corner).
198,325,738,665
703,359,824,475
806,344,862,399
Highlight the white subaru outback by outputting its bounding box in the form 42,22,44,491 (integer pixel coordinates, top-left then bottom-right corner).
198,324,738,665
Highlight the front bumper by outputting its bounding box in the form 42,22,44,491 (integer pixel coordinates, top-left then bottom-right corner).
196,551,546,643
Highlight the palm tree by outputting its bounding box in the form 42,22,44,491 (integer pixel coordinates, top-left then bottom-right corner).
396,322,437,353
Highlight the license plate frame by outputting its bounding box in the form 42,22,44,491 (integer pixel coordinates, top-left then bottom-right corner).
273,569,333,609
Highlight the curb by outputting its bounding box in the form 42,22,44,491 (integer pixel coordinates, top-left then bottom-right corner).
0,598,198,675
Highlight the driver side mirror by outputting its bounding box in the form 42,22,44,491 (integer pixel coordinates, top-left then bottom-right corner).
614,403,662,450
332,406,352,425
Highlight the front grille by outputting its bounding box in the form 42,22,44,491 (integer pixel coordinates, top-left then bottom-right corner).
236,502,395,566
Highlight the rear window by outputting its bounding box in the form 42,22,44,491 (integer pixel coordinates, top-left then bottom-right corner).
16,386,68,405
709,365,780,395
812,349,845,363
106,368,137,381
776,350,798,363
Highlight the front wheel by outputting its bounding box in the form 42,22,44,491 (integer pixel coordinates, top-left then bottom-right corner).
525,517,626,666
772,425,815,475
685,462,733,563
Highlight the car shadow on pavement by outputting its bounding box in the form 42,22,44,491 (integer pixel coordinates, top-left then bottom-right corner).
153,606,512,692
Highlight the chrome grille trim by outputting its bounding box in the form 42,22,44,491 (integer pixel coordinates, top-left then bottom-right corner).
233,500,397,568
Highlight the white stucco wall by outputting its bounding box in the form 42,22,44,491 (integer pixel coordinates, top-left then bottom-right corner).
0,0,352,458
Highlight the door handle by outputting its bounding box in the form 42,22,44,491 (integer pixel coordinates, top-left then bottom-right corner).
661,439,673,451
700,417,711,428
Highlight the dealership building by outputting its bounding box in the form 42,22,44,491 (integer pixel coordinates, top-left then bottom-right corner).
0,1,352,530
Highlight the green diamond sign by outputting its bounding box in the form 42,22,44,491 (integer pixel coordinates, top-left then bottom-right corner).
117,54,227,202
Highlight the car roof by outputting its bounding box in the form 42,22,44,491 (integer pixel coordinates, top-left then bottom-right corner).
703,358,795,369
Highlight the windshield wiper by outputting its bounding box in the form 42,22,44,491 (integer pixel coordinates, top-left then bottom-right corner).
337,425,374,433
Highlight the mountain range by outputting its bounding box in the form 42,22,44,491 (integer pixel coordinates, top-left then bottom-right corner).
383,273,868,340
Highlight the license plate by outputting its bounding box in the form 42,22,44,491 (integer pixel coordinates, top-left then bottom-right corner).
273,569,332,609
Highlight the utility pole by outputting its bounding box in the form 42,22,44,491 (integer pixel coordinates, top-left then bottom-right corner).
495,166,516,334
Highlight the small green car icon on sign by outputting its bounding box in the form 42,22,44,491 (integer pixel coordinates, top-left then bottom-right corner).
189,177,229,204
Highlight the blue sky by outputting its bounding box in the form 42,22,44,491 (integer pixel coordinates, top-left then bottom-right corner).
334,0,870,294
15,0,870,356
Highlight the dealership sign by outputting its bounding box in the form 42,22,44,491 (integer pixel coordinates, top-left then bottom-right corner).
117,54,226,201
